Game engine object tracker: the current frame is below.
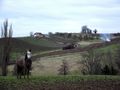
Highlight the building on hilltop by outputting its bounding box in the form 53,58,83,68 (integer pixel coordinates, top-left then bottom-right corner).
34,32,45,38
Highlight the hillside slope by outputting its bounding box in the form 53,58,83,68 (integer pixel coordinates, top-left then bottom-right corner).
32,37,120,59
18,37,62,48
0,37,61,53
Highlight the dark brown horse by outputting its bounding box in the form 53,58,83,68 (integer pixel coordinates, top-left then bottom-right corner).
15,58,31,79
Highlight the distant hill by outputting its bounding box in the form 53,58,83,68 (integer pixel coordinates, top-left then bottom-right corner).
46,36,77,44
18,37,61,48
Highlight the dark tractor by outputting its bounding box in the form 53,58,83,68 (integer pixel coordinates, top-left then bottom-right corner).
62,43,76,50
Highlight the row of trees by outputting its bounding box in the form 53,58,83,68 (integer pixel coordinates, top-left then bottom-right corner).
48,26,98,41
0,20,13,76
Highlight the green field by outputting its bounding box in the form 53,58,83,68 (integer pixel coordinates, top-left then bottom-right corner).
97,43,120,53
0,75,120,90
19,37,61,48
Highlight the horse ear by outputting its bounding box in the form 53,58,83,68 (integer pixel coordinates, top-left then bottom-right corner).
29,49,31,52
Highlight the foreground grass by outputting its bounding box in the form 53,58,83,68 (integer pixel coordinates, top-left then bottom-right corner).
0,75,120,90
0,75,120,83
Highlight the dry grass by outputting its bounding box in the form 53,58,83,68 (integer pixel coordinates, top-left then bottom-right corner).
77,40,101,47
7,52,82,76
31,53,82,76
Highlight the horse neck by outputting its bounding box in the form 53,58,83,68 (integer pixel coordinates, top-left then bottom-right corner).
17,59,25,66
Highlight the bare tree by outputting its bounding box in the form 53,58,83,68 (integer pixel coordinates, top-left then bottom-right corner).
80,50,102,75
58,60,69,75
80,49,119,75
0,19,13,76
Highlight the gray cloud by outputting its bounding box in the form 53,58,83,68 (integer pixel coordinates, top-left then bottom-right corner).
0,0,120,36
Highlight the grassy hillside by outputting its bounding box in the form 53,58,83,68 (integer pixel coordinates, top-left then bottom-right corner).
0,37,62,59
47,36,78,44
1,38,120,90
31,38,120,60
8,43,120,76
7,42,120,76
96,43,120,53
27,44,120,75
0,38,60,53
18,37,61,48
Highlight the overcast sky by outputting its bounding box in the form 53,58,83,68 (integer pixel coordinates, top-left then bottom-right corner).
0,0,120,37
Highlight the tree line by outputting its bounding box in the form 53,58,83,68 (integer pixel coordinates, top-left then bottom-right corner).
48,25,98,41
